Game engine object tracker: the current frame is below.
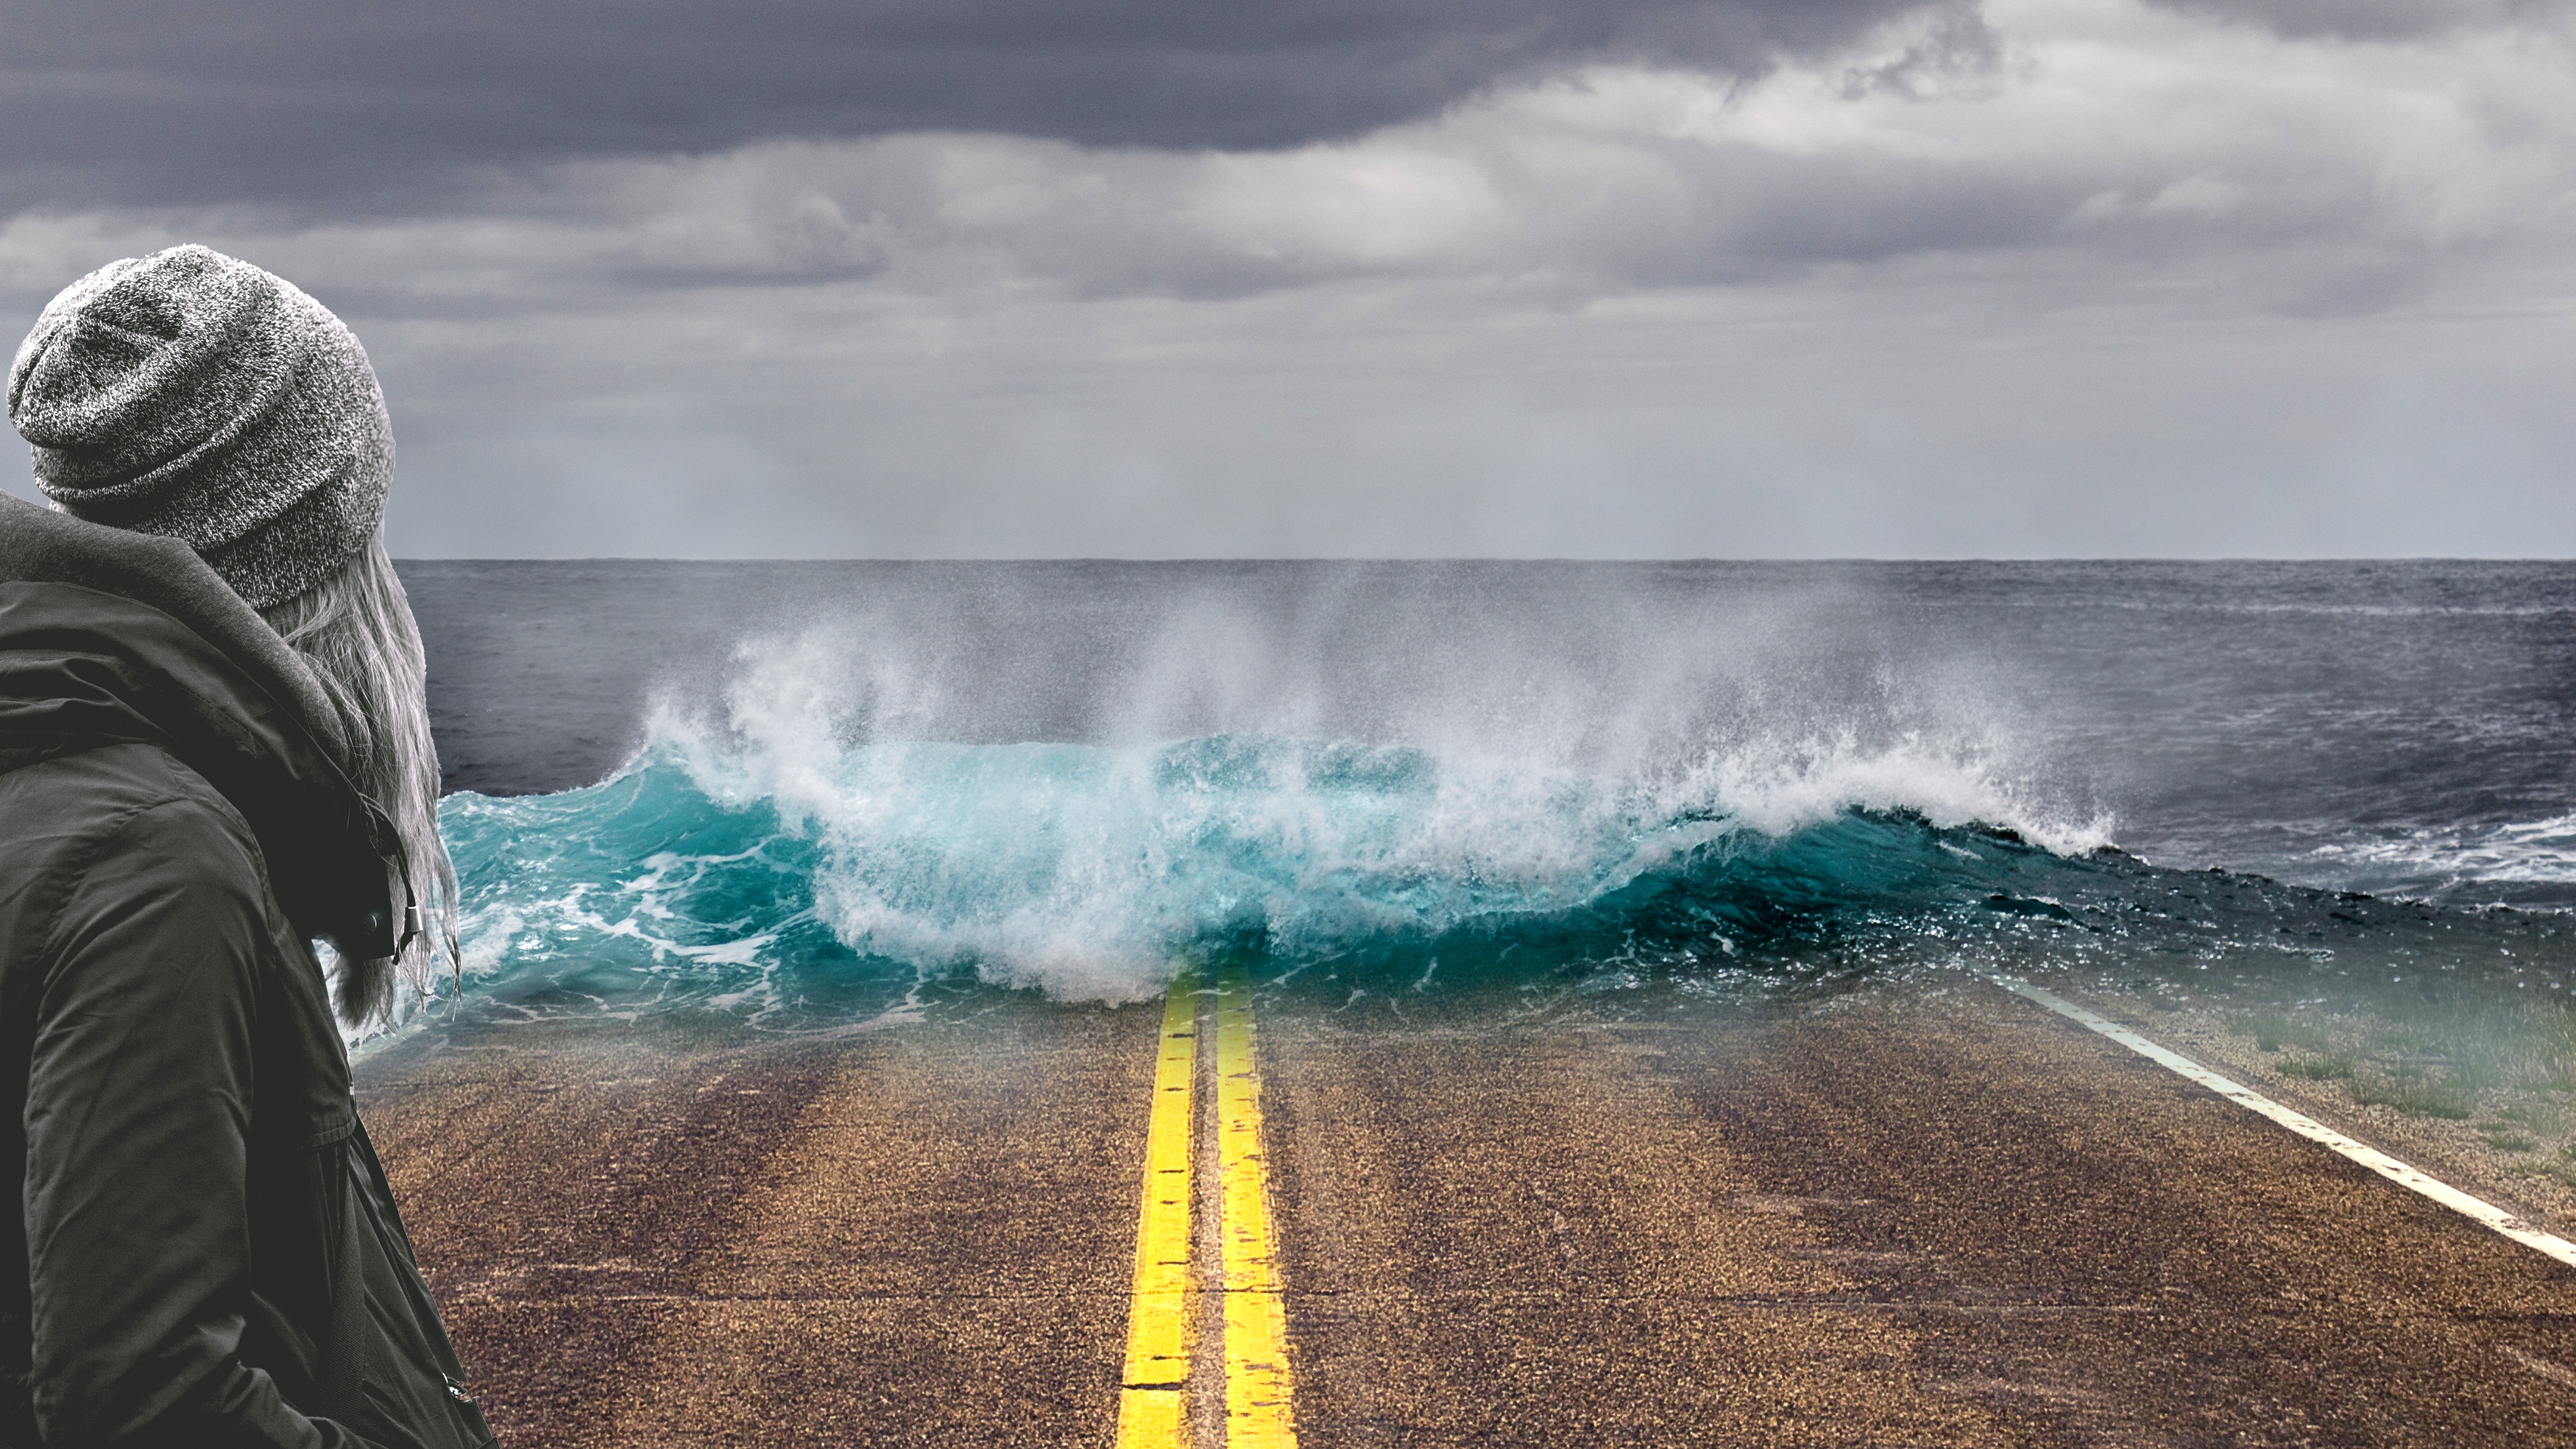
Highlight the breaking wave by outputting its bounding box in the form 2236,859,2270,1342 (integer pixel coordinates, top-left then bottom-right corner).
415,587,2576,1034
428,681,2187,1020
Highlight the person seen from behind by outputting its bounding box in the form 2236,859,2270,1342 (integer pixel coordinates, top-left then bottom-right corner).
0,245,494,1447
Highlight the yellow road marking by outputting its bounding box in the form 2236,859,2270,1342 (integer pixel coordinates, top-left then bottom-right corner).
1115,972,1200,1448
1217,966,1299,1448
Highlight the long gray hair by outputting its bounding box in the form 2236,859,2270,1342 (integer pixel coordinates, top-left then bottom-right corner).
259,536,459,1025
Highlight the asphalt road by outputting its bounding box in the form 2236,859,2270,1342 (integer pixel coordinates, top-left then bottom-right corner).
356,979,2576,1447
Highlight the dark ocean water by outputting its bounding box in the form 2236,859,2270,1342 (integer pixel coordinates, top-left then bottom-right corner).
400,560,2576,1025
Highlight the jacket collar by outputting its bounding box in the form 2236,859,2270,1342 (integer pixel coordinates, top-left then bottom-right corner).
0,493,408,959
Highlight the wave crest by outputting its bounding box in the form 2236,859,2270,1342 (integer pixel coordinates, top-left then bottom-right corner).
437,695,2111,1013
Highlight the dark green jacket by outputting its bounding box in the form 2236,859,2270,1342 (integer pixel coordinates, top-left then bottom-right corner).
0,496,495,1449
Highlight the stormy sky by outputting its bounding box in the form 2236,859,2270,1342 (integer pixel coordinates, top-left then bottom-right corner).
3,0,2572,557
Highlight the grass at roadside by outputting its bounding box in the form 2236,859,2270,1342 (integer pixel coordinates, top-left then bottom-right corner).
2189,985,2576,1191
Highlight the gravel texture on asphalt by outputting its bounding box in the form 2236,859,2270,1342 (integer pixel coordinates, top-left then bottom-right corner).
358,979,2576,1447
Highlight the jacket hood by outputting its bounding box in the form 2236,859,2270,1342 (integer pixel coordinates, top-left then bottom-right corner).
0,492,408,959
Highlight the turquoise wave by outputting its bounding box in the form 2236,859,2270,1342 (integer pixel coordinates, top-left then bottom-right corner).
431,730,2201,1025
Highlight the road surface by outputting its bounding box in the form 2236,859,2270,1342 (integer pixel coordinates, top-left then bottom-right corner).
355,977,2576,1446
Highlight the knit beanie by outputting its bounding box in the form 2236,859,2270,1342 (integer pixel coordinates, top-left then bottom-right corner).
7,244,392,609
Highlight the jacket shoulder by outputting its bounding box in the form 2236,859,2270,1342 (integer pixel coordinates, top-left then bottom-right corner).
0,740,256,849
0,743,272,961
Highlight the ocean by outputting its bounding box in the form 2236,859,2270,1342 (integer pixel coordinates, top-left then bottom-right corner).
400,560,2576,1035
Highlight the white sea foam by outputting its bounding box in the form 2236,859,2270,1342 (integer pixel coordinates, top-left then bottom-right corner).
2306,813,2576,902
398,562,2576,1041
608,625,2109,1002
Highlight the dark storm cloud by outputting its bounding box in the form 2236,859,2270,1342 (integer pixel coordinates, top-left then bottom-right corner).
0,0,1933,213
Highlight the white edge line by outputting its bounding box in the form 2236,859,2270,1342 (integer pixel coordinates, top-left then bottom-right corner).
1995,977,2576,1271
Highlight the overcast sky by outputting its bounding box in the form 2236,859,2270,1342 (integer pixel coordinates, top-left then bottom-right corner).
3,0,2572,557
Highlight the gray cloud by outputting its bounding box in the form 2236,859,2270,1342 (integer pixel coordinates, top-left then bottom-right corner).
2148,0,2560,41
6,0,2575,560
0,0,1933,213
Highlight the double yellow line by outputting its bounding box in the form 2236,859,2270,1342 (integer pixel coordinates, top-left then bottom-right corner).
1114,966,1298,1449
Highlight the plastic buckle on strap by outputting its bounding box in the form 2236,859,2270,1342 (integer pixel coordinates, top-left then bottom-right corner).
442,1373,478,1406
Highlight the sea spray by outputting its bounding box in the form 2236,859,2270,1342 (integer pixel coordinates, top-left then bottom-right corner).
412,559,2576,910
392,559,2576,1037
421,623,2136,1027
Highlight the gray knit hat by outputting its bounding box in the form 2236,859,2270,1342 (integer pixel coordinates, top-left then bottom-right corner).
7,244,392,609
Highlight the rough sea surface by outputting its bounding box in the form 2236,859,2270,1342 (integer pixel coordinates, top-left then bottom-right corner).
399,561,2576,1028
